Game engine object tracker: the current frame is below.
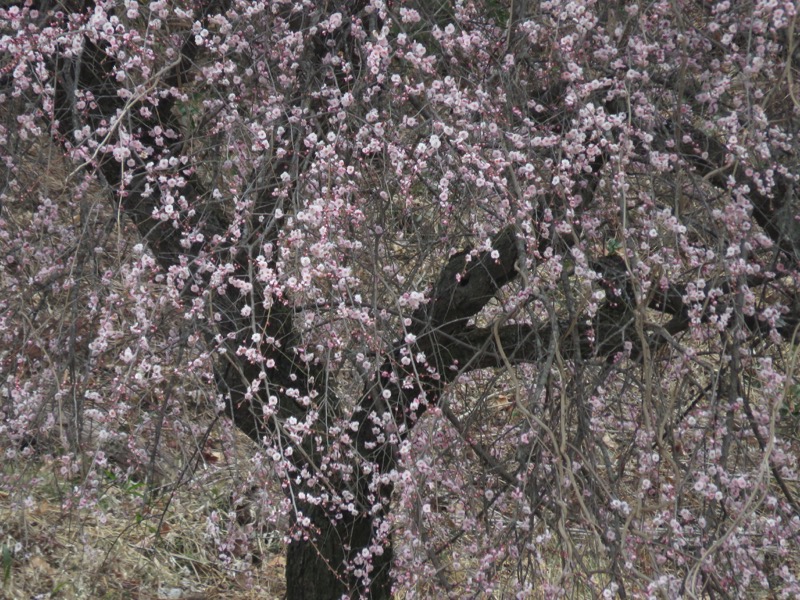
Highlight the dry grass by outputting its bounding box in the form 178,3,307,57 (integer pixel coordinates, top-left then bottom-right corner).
0,439,286,600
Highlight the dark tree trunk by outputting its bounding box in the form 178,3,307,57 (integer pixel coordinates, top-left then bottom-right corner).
47,29,628,591
285,508,394,600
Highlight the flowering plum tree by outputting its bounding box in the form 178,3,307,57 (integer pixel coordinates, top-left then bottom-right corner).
2,0,800,598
